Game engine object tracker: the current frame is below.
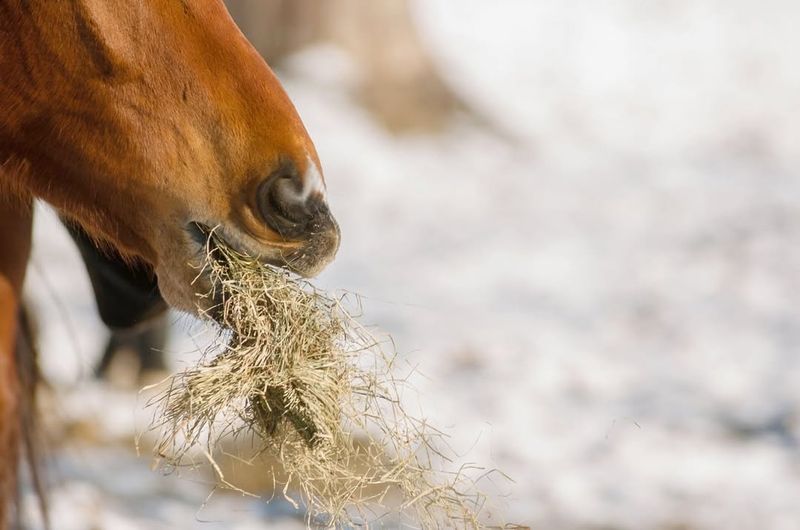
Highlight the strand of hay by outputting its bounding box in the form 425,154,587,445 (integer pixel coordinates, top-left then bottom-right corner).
148,230,513,527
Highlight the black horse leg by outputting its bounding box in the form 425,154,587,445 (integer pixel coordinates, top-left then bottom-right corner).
62,219,169,379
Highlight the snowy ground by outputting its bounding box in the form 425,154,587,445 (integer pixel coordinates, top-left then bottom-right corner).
20,1,800,529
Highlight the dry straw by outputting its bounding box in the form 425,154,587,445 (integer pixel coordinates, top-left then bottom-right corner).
148,229,515,528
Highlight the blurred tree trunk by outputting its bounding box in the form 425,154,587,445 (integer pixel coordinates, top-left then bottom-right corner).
225,0,466,133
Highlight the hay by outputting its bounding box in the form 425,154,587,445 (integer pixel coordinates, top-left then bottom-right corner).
148,228,512,528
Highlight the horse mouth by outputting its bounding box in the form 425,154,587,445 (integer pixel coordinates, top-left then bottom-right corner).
171,221,338,319
186,220,339,277
188,221,290,269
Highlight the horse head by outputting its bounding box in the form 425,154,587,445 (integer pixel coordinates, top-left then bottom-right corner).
0,0,340,314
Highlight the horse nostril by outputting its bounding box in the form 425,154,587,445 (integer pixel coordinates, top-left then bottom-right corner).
271,176,310,221
257,164,329,238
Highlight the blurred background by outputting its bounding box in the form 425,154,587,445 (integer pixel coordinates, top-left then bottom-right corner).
20,1,800,528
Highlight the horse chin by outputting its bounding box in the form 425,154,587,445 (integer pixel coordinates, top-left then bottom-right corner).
152,233,212,317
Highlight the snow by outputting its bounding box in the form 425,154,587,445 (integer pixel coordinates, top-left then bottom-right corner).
20,2,800,528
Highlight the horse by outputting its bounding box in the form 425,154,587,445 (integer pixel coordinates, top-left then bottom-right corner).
0,0,340,526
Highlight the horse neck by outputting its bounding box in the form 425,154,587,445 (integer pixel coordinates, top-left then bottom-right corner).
0,0,160,259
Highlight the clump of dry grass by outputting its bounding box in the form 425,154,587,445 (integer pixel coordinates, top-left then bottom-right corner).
148,230,512,527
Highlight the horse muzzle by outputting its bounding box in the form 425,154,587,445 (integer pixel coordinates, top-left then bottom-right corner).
251,158,340,276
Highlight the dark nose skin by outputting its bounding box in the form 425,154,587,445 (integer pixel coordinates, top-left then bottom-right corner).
257,162,334,239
